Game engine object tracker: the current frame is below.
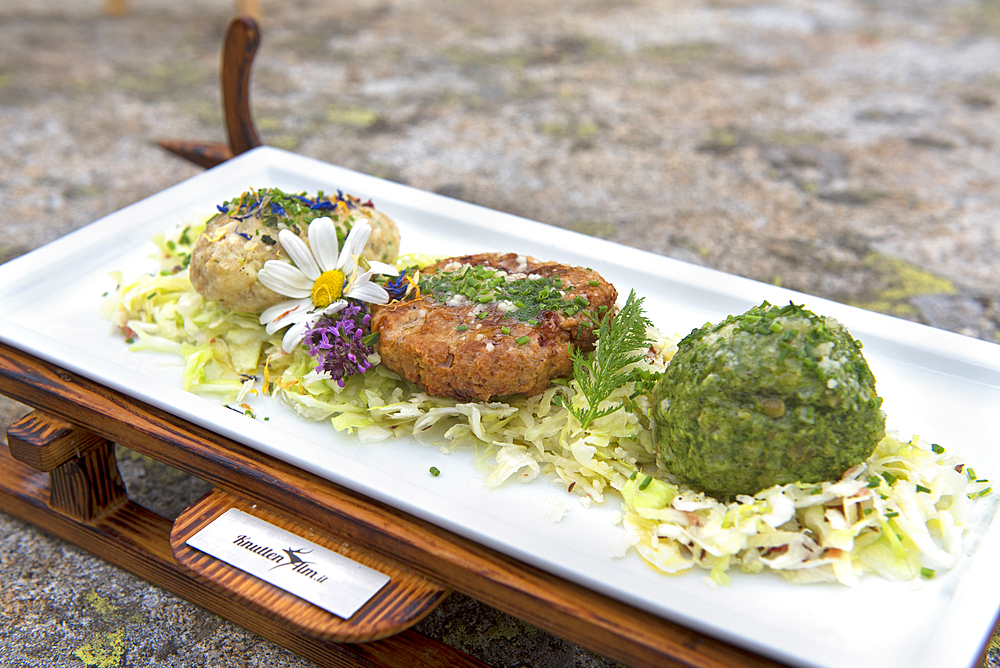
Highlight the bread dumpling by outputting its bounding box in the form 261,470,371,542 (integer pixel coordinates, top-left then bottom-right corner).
189,188,400,314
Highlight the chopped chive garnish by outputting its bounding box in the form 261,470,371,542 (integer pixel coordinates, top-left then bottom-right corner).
638,475,653,491
931,443,945,454
920,567,935,579
500,325,510,335
456,324,469,331
515,335,530,345
588,280,600,286
415,263,604,325
629,471,638,480
916,484,931,494
429,467,440,477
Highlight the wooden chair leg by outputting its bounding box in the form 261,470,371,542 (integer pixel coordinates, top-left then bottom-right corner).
221,15,264,156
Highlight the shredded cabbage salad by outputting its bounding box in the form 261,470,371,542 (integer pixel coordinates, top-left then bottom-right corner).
102,222,995,587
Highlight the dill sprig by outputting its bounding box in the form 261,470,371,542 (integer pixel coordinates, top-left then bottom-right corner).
563,290,654,430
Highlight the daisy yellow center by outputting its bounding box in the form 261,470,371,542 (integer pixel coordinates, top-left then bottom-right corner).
312,269,346,307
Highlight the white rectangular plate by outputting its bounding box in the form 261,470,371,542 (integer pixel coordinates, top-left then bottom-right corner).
2,146,999,668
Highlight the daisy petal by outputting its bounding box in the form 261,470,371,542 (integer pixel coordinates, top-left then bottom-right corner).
345,279,390,304
308,217,341,272
260,298,312,334
278,229,320,280
336,219,372,272
321,300,348,316
258,261,313,298
366,260,399,276
281,319,313,351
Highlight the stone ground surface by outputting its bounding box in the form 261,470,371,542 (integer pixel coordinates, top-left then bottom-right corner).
1,0,1000,666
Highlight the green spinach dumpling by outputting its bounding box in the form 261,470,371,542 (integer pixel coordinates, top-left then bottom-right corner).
654,301,885,498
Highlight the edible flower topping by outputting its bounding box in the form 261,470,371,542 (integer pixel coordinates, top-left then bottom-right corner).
217,187,376,230
385,269,420,302
304,303,374,386
257,217,397,352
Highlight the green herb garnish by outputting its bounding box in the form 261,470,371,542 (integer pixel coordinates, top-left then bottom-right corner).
566,290,653,430
416,263,599,327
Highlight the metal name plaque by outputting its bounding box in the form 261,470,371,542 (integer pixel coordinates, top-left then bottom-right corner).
185,508,390,619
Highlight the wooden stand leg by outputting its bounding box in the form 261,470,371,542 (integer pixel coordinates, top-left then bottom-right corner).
7,410,127,521
49,439,127,520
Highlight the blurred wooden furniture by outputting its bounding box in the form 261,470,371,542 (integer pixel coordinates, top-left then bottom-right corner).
104,0,261,20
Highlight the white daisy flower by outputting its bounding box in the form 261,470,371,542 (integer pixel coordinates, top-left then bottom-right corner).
257,216,397,352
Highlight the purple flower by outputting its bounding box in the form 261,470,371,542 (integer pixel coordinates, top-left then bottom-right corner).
303,302,375,386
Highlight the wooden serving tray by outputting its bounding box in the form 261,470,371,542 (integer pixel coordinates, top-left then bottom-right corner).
0,340,786,668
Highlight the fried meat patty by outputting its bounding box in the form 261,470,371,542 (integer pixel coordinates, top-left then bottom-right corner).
371,253,617,401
